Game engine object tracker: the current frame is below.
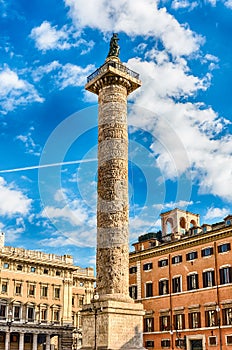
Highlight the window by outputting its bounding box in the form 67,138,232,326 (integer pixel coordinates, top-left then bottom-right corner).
129,266,137,274
175,339,186,348
13,306,20,320
205,310,217,327
143,263,153,271
27,307,34,321
54,309,60,322
17,264,23,271
25,335,32,344
41,286,48,297
30,266,36,273
159,280,169,295
222,308,232,325
160,315,170,331
41,309,47,321
201,247,213,257
158,259,168,267
144,318,154,332
0,304,6,319
145,340,154,348
186,251,198,261
208,336,217,346
172,277,181,293
172,255,182,264
129,285,137,299
15,283,22,295
28,284,35,296
203,270,215,288
188,312,201,329
54,287,60,299
219,267,232,284
226,335,232,345
146,283,153,297
187,274,199,290
1,281,8,293
56,270,61,276
161,339,170,348
43,269,49,274
174,314,185,330
3,263,9,269
218,243,231,253
79,296,84,307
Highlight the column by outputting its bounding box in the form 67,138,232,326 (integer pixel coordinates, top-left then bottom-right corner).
19,333,24,350
32,334,38,350
5,332,10,350
45,334,50,350
97,81,130,299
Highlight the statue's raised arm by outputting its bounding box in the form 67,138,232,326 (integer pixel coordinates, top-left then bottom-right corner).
107,33,120,58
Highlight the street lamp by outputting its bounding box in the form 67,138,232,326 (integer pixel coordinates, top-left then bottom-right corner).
7,309,13,350
93,293,99,350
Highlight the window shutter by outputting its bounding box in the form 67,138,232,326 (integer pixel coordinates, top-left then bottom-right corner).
196,274,199,288
202,272,206,287
167,315,171,330
188,313,192,329
182,314,185,329
205,311,209,327
197,312,201,327
187,275,190,290
219,268,224,284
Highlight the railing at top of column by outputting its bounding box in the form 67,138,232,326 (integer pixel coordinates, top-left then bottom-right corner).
87,61,140,83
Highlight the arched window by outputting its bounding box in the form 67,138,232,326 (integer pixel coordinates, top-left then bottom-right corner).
190,220,197,228
179,217,186,229
166,218,173,234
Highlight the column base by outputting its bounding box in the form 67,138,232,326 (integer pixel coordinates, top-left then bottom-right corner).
81,299,145,350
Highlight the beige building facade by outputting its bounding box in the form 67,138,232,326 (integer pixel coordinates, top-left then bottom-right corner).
0,233,95,350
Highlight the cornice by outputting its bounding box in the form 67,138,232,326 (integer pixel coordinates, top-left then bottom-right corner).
130,227,232,262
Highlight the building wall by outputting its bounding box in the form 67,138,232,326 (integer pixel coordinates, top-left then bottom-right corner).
0,238,95,350
129,210,232,350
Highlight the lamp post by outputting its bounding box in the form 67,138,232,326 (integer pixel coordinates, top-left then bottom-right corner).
7,309,13,350
216,305,222,350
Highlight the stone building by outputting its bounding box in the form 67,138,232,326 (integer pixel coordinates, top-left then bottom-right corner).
129,208,232,350
0,233,95,350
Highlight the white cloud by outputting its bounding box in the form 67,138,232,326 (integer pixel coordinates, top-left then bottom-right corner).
0,177,32,216
224,0,232,9
30,21,70,51
126,56,232,201
32,61,95,91
0,65,43,114
204,207,230,221
171,0,198,11
65,0,203,57
41,196,90,227
153,200,193,211
30,21,95,53
39,228,96,248
16,127,41,156
56,63,95,89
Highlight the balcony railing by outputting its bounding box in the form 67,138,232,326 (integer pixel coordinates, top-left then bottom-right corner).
87,60,140,83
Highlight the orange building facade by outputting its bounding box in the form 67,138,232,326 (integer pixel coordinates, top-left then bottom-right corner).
129,209,232,350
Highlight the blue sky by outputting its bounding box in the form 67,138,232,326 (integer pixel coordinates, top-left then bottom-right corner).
1,0,232,268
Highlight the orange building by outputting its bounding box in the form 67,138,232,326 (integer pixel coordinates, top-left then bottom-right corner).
129,209,232,350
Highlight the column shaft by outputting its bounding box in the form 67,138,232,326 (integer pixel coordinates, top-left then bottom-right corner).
97,83,129,297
